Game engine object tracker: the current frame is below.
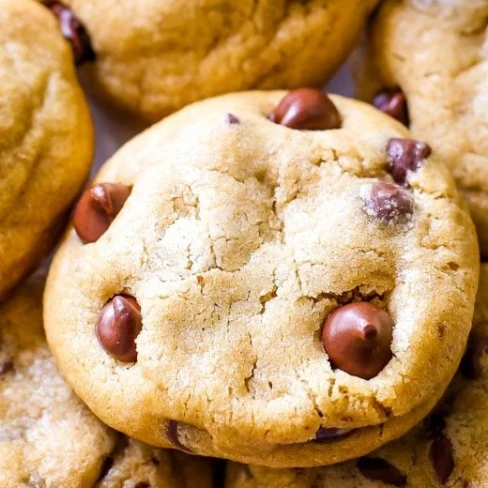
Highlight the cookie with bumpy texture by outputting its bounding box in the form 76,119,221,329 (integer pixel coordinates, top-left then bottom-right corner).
44,89,479,467
0,275,213,488
39,0,378,121
356,0,488,257
225,263,488,487
0,0,93,300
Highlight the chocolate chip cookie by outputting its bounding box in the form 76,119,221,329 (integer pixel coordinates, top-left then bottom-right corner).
356,0,488,257
0,275,213,488
41,0,378,121
225,262,488,487
0,0,93,299
44,89,479,467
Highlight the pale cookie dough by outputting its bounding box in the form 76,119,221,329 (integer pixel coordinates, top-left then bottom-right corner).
0,0,93,299
356,0,488,257
0,275,213,488
225,263,488,487
41,0,378,121
44,90,479,467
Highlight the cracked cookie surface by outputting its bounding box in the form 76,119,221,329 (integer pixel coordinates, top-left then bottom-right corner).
44,90,479,467
41,0,377,121
356,0,488,257
0,275,213,488
0,0,93,299
225,263,488,487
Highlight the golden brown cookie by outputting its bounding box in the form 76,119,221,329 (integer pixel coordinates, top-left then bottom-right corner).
41,0,378,121
225,263,488,487
356,0,488,257
45,90,478,467
0,0,93,299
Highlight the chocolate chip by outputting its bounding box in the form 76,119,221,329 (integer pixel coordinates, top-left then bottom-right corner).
225,113,240,125
357,457,406,486
96,295,142,362
0,350,13,376
47,2,95,65
73,183,131,244
269,88,341,130
373,89,409,126
322,302,394,379
430,434,454,484
461,336,488,379
363,181,413,224
313,427,353,443
167,420,192,454
134,483,150,488
386,138,432,185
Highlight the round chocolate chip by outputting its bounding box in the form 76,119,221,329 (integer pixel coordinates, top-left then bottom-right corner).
357,457,407,486
386,138,432,185
73,183,131,244
167,420,193,454
313,427,353,443
363,181,413,224
322,302,394,379
96,295,142,362
269,88,341,130
373,89,409,126
430,434,454,484
47,2,95,65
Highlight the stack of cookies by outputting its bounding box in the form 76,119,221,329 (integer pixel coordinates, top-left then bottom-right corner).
0,0,486,487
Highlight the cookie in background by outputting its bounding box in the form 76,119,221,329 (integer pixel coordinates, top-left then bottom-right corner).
0,0,93,299
355,0,488,257
40,0,378,121
44,88,478,467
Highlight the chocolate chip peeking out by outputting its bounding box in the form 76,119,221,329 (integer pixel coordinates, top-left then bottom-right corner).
357,457,406,486
363,181,413,224
313,427,353,443
73,183,131,244
373,89,409,126
96,295,142,362
386,138,432,186
430,434,455,484
0,353,13,375
225,113,240,125
167,420,192,454
321,302,393,380
47,2,95,65
269,88,341,130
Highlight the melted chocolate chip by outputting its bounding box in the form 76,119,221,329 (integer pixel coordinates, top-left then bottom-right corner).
322,302,393,379
386,138,432,185
225,113,240,125
313,427,353,443
373,89,409,126
73,183,131,244
357,457,406,486
430,434,455,484
96,295,142,362
363,181,413,224
47,2,95,65
461,336,488,379
269,88,341,130
167,420,192,454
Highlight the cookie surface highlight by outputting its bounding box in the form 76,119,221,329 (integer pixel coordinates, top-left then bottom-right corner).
45,90,479,467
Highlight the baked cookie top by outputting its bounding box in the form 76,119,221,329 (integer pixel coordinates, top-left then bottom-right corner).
45,89,479,466
41,0,378,120
226,263,488,487
0,0,93,298
0,275,213,488
357,0,488,256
